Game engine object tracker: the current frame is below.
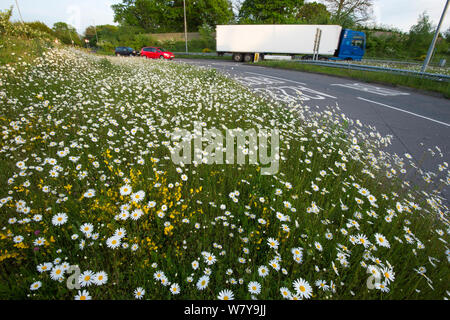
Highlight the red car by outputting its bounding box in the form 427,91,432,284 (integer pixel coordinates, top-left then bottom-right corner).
140,47,174,60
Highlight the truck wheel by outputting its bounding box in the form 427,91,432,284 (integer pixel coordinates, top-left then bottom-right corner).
232,53,244,62
243,53,254,63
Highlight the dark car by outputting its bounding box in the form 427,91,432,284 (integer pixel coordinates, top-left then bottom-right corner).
115,47,139,57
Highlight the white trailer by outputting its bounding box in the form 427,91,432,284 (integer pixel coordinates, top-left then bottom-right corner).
216,24,344,62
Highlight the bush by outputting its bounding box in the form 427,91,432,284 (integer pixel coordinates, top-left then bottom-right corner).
0,7,52,40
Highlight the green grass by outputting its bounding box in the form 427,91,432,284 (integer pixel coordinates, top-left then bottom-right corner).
0,36,51,67
175,53,232,60
0,42,449,300
252,60,450,99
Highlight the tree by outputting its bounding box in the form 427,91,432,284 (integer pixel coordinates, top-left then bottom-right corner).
444,27,450,41
84,24,119,47
24,21,56,37
323,0,374,26
297,2,331,24
238,0,305,24
52,22,81,45
407,12,435,57
111,0,233,33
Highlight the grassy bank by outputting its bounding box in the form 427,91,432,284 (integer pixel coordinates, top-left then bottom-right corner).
0,45,449,300
253,60,450,99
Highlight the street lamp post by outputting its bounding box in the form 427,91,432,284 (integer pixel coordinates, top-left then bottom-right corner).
183,0,188,53
421,0,449,73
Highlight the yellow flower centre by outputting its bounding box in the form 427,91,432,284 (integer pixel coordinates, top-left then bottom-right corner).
300,286,306,292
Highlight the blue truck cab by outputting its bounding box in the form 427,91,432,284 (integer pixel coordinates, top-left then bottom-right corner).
332,29,366,61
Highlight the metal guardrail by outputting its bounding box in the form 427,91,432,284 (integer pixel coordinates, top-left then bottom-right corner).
291,59,450,82
175,52,450,81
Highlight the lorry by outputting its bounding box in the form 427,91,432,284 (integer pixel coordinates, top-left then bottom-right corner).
216,24,366,62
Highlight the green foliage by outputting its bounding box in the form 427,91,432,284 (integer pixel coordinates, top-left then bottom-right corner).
324,0,373,26
52,22,82,46
406,12,435,58
358,12,449,63
0,7,53,40
238,0,305,24
111,0,233,33
198,23,216,50
297,2,331,24
23,22,56,37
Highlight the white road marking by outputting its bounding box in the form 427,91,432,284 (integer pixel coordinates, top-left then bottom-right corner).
255,86,336,102
243,72,337,99
234,76,285,86
245,72,307,86
332,83,410,96
357,97,450,127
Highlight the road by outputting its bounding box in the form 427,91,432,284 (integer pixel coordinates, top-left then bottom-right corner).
176,58,450,203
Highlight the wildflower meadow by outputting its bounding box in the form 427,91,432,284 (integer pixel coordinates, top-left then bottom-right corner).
0,45,449,300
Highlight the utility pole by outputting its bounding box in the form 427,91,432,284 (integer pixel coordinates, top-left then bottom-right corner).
93,20,99,44
421,0,449,73
14,0,24,24
183,0,188,53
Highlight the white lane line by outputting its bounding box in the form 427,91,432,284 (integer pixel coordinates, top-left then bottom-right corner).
244,72,337,99
333,83,410,96
357,97,450,127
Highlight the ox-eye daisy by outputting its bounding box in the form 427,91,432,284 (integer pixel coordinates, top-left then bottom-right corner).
196,275,209,290
218,289,234,300
134,287,145,299
248,281,261,295
120,184,132,196
75,290,91,300
52,213,68,226
293,278,313,299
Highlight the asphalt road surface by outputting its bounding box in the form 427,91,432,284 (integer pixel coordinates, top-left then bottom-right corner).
176,58,450,204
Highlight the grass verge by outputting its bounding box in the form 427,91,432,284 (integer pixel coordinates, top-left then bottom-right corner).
0,46,449,300
252,60,450,99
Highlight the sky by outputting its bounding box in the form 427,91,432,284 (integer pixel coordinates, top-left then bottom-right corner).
1,0,449,35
